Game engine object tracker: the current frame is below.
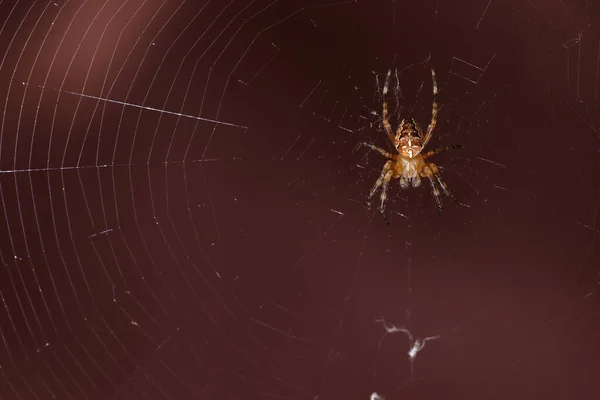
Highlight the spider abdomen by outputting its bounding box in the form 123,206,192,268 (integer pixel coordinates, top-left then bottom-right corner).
399,118,422,137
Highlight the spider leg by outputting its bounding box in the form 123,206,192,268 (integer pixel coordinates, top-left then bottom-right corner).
382,69,396,145
428,163,471,208
421,144,462,160
425,173,443,214
360,142,397,159
366,160,394,224
378,169,395,225
421,68,438,147
366,160,393,206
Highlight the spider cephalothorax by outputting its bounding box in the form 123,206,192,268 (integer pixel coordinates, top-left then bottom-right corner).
360,68,469,224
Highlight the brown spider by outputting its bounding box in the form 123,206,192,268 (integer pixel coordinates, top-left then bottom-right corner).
361,68,469,224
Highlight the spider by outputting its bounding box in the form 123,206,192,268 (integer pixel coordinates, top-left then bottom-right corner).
360,68,469,224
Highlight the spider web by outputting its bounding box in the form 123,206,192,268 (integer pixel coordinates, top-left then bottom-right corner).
0,0,599,399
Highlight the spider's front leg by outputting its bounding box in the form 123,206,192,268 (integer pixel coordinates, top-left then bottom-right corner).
424,170,443,214
366,160,394,224
432,167,470,208
422,162,470,212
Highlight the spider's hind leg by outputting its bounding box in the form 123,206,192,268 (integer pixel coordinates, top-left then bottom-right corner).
422,68,439,147
382,69,395,144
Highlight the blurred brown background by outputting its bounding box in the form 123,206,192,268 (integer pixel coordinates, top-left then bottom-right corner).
0,0,599,399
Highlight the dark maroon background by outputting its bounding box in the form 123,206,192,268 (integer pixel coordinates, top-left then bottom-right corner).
1,1,599,399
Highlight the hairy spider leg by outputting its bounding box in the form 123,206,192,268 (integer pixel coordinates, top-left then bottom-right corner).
360,142,396,159
421,144,462,159
422,68,439,147
382,69,396,145
366,160,392,206
424,162,470,209
379,169,394,224
365,160,394,224
431,165,471,208
426,174,443,213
